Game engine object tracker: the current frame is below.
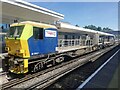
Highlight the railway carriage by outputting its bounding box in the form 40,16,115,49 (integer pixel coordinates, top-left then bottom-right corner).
4,21,115,74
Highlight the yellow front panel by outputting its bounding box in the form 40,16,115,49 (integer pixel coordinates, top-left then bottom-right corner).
5,24,33,58
5,39,21,56
24,59,28,68
20,24,33,40
20,24,33,58
24,59,28,73
20,40,30,58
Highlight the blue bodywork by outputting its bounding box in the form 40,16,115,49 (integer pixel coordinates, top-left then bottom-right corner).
28,28,58,56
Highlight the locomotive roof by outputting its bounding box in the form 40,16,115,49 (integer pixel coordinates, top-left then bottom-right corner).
10,21,57,29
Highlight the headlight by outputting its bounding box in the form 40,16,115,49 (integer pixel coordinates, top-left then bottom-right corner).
5,47,10,51
14,60,18,65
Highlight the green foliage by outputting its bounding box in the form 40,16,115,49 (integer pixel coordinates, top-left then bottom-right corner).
84,25,97,30
102,27,113,32
97,27,102,31
84,25,113,32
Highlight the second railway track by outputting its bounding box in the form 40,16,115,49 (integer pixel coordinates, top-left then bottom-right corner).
1,45,118,90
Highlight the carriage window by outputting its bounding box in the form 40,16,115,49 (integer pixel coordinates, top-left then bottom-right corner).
65,35,68,39
72,36,75,39
33,27,43,39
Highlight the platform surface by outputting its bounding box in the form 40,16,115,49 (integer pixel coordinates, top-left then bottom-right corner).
77,48,119,89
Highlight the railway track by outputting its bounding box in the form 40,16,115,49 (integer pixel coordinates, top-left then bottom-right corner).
1,45,117,89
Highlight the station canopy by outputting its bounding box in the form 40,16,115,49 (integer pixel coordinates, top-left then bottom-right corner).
0,0,114,37
1,0,64,24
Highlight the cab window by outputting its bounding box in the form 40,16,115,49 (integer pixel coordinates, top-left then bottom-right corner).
33,27,43,39
8,25,24,38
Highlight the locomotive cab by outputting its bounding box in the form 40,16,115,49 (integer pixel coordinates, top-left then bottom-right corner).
5,21,58,74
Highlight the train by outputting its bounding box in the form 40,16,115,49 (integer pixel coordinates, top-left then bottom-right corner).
4,21,115,74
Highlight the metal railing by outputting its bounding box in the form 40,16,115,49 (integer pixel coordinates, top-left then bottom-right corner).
58,39,93,47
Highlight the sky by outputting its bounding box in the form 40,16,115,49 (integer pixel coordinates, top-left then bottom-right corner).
31,2,118,31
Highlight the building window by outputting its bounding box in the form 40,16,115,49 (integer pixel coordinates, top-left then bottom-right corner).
33,27,43,39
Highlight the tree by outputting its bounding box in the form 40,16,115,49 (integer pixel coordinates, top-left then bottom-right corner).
102,27,113,32
84,25,113,32
75,25,79,27
97,27,102,31
84,25,98,30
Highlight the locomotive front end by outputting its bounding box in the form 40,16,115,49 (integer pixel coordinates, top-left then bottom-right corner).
5,23,32,74
5,21,58,74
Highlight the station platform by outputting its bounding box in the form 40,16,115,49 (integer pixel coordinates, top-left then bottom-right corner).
77,48,120,89
0,53,8,72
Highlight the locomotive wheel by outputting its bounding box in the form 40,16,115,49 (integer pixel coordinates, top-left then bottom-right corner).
55,56,64,63
33,62,43,72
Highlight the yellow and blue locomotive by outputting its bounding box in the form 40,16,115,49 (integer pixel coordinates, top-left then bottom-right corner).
5,21,58,74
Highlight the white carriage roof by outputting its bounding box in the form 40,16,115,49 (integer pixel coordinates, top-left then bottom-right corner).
57,22,114,37
1,0,64,24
